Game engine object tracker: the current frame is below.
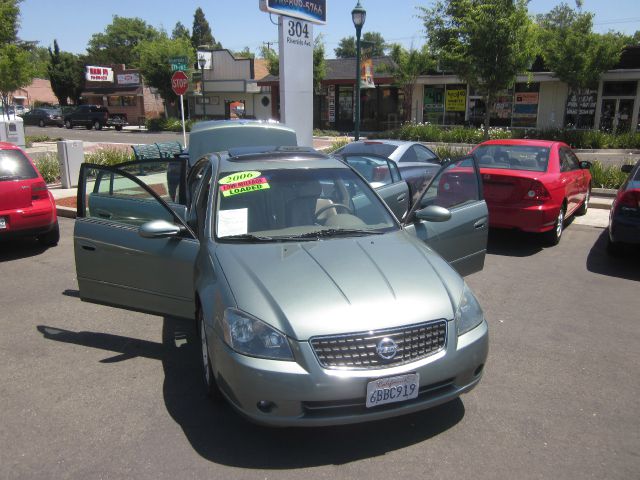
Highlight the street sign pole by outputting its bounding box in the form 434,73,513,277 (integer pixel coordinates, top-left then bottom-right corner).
179,94,186,147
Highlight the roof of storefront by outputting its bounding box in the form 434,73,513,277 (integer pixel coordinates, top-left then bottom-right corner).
258,56,397,85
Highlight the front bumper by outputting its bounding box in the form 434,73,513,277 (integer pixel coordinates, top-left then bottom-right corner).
210,319,489,427
487,202,559,232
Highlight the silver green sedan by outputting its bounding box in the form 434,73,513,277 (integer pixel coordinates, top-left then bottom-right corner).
74,147,489,427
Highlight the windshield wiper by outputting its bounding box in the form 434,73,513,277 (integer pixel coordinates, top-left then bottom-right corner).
219,233,273,242
274,228,386,240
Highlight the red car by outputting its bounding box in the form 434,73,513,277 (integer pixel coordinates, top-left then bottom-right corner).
471,140,591,245
0,142,59,246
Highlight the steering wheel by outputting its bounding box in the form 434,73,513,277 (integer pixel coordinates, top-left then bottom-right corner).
315,203,353,220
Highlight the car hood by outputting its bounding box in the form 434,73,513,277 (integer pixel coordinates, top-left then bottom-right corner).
215,231,457,340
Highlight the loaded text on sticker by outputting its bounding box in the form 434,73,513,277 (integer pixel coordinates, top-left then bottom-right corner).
219,171,261,185
222,181,271,197
220,177,268,192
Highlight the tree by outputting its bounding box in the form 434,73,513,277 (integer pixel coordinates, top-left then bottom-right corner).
420,0,537,138
0,43,32,118
29,45,50,79
233,47,254,59
0,0,21,45
171,21,190,41
260,44,279,76
136,34,194,115
48,40,84,105
86,16,160,67
538,2,626,129
334,31,387,58
260,35,326,89
191,7,221,51
385,44,435,122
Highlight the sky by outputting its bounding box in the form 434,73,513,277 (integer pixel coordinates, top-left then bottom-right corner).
17,0,640,59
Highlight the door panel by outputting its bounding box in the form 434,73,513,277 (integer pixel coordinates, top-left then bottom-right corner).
375,181,410,221
74,162,197,319
405,156,488,276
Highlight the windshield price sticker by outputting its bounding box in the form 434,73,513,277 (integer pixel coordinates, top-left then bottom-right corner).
217,208,248,237
366,373,420,408
219,171,261,185
220,177,270,197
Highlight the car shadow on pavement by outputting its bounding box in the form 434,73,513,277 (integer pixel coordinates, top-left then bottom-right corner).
486,229,544,257
0,238,49,262
37,317,466,468
586,229,640,282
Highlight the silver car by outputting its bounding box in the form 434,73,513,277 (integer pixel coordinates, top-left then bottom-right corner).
74,147,489,427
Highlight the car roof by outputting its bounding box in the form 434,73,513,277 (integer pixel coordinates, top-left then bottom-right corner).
0,142,21,151
218,150,346,172
478,139,561,148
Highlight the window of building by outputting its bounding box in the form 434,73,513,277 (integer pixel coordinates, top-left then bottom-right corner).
565,89,597,129
107,95,137,107
423,85,444,124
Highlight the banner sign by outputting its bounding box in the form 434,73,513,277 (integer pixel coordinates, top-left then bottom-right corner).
445,89,466,112
566,90,596,116
86,66,113,82
424,86,444,113
515,92,538,105
360,58,375,89
117,73,140,85
260,0,326,24
328,85,335,123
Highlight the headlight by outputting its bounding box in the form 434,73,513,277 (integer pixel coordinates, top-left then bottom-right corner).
222,308,294,361
455,284,484,336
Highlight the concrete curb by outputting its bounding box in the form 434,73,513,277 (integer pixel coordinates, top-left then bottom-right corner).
56,205,76,219
592,188,617,198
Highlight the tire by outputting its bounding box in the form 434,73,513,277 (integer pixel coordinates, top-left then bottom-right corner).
606,234,624,257
86,124,93,130
38,222,59,247
576,188,590,216
93,120,102,131
543,205,565,246
65,120,72,129
198,307,223,401
115,125,123,131
38,119,45,127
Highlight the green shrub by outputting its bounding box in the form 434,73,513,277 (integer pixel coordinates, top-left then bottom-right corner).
34,153,60,184
324,137,351,153
25,135,63,147
145,117,194,132
313,128,341,137
146,117,165,132
589,160,633,189
84,148,134,166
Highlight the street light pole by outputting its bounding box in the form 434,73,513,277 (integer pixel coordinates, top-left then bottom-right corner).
198,55,206,119
352,1,366,141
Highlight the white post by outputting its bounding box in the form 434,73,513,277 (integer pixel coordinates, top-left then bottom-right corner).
179,94,187,147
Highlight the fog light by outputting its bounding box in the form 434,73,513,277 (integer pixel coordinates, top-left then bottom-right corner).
474,364,484,376
257,400,275,413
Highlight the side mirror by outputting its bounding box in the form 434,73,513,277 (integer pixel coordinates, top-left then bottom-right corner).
414,205,452,222
579,161,592,170
621,164,634,174
139,220,182,239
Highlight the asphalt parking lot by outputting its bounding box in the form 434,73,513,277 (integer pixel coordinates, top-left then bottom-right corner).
1,218,639,479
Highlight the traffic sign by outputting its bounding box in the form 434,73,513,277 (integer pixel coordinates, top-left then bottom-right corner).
171,71,189,96
169,56,188,72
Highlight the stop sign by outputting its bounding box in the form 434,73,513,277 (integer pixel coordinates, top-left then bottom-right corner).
171,71,189,96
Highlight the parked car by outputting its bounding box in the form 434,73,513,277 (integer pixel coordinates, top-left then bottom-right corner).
333,140,441,202
21,108,64,127
470,139,591,245
0,142,59,245
64,105,128,131
73,143,489,427
607,160,640,255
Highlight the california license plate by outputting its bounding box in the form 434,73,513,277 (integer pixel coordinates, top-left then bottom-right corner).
366,373,420,408
0,217,6,229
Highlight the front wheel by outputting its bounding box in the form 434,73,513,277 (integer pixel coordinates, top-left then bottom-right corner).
543,206,565,246
38,119,45,127
93,121,102,130
576,188,590,216
198,308,223,401
65,120,72,129
114,125,123,131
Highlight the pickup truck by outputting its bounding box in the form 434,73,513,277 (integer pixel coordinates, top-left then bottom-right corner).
63,105,128,131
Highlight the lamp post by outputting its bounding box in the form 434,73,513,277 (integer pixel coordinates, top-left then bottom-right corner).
352,1,366,141
198,55,206,119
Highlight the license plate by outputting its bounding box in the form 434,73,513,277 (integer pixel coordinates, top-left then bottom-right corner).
366,373,420,408
0,217,6,229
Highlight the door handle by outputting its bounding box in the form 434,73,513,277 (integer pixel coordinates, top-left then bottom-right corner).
81,245,96,251
96,209,112,219
396,194,406,202
474,219,487,229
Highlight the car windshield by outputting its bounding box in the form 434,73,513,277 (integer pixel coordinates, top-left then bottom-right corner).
474,145,550,172
339,142,398,158
0,149,37,181
214,167,398,241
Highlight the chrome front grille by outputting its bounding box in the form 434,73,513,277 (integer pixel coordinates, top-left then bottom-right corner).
310,320,447,370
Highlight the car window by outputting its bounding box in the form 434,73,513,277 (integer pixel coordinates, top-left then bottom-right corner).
214,167,398,240
343,155,396,188
475,145,549,172
193,166,212,239
412,145,439,163
339,142,397,158
0,148,38,181
559,148,579,172
420,157,480,210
